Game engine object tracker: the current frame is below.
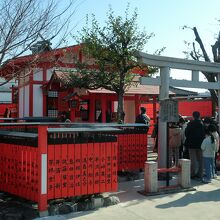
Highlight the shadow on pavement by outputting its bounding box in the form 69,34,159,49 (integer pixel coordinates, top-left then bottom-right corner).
156,188,220,209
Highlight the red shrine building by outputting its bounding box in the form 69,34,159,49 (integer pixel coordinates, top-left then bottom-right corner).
1,42,209,123
0,43,164,123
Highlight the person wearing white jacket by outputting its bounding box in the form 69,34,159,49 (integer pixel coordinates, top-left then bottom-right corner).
208,124,219,175
201,129,216,183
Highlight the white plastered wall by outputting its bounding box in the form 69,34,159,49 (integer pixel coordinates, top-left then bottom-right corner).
24,85,29,117
33,84,43,116
19,85,29,117
19,87,24,118
124,100,135,123
33,68,43,81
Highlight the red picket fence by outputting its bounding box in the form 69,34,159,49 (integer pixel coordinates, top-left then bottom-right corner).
0,128,42,208
47,135,118,200
0,123,148,212
0,142,39,201
0,125,119,212
117,132,147,171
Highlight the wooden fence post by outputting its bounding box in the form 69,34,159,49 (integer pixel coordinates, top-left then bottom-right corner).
38,125,48,216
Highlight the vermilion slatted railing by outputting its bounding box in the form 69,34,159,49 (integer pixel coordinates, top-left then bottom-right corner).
0,124,119,212
0,123,148,213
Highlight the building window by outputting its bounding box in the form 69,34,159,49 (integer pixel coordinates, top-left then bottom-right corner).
48,91,58,98
47,90,58,117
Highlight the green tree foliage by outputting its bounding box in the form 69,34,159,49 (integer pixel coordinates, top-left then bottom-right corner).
68,6,155,122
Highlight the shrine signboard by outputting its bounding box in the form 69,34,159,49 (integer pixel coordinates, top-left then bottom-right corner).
160,99,179,122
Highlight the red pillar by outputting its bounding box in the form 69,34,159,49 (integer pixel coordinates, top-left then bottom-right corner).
29,72,33,116
111,100,114,113
11,86,15,103
38,125,48,213
70,108,76,122
153,95,157,123
42,68,47,116
89,94,95,122
43,93,47,116
101,94,107,123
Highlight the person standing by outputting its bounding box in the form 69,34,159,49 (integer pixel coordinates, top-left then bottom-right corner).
3,107,11,122
179,117,189,159
208,124,219,176
135,107,150,125
152,111,159,153
201,129,216,183
135,107,150,134
185,111,205,179
168,122,182,167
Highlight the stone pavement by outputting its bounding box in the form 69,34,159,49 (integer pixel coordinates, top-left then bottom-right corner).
35,137,220,220
36,175,220,220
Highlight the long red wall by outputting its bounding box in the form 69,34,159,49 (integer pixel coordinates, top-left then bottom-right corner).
178,99,212,118
142,99,213,134
143,99,212,119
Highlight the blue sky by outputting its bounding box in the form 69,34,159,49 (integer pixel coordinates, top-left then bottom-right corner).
66,0,219,88
70,0,220,59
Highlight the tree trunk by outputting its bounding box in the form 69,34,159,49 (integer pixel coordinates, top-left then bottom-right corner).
117,91,124,123
202,71,218,106
191,27,218,106
212,100,217,117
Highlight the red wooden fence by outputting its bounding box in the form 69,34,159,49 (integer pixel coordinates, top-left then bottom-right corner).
0,123,148,212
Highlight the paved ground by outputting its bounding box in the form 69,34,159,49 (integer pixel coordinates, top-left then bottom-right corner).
35,138,220,220
36,176,220,220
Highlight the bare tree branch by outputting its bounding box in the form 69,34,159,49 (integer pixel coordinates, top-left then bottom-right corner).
192,27,211,62
183,26,219,107
211,32,220,63
0,0,81,82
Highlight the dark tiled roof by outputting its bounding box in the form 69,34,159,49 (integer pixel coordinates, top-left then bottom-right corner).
88,84,172,95
169,86,198,96
45,70,200,96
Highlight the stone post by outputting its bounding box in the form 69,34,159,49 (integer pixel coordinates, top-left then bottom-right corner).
178,159,191,188
144,161,158,193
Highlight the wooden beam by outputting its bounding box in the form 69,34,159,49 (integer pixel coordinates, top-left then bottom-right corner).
140,77,220,89
170,79,220,89
138,51,220,73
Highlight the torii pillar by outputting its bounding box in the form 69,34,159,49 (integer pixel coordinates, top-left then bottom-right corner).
158,67,170,168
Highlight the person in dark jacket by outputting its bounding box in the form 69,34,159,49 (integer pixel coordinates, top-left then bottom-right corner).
135,107,150,125
185,111,205,179
135,107,150,134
